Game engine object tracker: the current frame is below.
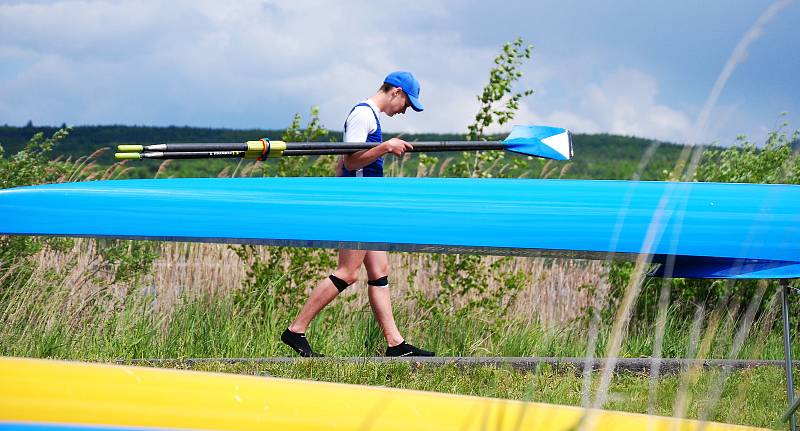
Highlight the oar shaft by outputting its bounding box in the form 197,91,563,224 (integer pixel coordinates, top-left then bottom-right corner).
285,141,504,151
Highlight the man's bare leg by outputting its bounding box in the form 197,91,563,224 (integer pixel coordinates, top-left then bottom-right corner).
289,249,367,333
364,250,404,347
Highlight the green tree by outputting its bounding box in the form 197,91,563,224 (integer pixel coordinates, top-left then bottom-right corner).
467,37,534,141
261,106,336,178
406,38,536,327
449,37,536,178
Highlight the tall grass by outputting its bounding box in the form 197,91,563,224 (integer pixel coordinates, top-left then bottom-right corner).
0,239,789,361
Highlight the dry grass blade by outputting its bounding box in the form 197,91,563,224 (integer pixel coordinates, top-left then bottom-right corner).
438,157,454,176
217,166,231,178
559,163,572,179
239,162,260,178
69,148,109,182
155,160,173,179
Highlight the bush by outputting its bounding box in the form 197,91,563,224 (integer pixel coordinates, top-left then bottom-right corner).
1,127,160,304
696,124,799,185
615,122,800,324
1,128,74,304
0,127,71,189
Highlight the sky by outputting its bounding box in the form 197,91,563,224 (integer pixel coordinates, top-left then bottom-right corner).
0,0,797,145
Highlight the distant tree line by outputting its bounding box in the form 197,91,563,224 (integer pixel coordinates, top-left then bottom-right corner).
0,124,687,181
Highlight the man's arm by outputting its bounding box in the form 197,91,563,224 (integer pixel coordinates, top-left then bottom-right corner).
343,138,413,171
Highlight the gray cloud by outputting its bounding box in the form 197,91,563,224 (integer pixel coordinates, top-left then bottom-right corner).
1,0,797,145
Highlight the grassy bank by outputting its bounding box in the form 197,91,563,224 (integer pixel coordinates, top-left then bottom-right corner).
0,247,790,361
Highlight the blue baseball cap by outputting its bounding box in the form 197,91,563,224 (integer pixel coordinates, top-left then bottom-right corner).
384,71,423,112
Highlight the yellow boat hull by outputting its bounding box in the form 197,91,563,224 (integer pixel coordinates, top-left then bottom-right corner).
0,357,763,431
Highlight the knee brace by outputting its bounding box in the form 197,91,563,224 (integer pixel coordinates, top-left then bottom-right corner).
367,276,389,288
329,274,353,292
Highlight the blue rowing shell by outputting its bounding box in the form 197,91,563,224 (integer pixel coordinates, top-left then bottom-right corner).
0,178,798,279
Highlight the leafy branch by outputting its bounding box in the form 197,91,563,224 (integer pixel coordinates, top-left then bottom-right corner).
467,37,534,141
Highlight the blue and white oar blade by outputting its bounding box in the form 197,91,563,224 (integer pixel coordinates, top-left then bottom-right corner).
503,125,573,160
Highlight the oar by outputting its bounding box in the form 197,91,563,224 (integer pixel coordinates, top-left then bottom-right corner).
116,146,510,160
115,125,573,161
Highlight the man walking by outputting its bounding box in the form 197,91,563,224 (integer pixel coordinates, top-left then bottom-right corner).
281,71,435,357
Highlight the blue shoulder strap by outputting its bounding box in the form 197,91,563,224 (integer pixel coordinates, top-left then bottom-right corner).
343,103,379,133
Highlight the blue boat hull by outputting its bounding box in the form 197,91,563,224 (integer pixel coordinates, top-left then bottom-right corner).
0,178,798,279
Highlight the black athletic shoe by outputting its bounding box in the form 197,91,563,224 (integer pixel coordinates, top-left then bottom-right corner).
385,341,435,357
281,328,324,357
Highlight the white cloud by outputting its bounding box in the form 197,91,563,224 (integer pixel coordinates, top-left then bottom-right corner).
0,0,496,132
0,0,782,146
514,68,694,143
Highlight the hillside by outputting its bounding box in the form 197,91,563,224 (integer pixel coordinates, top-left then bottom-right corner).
0,124,688,181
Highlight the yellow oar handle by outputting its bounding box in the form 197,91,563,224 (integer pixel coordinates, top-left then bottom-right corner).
246,141,264,152
118,144,144,152
114,152,142,160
